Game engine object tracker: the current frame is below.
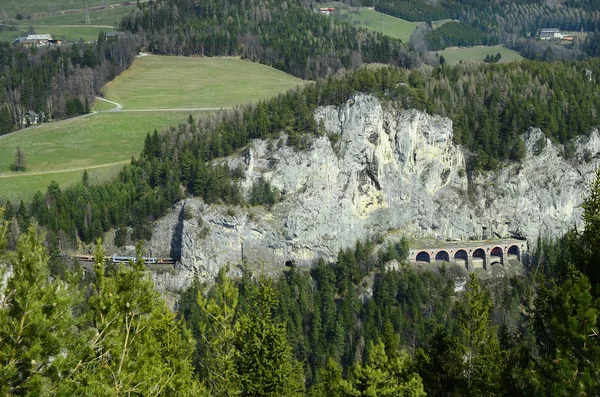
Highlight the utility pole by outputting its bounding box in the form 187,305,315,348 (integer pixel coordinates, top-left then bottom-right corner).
85,1,91,24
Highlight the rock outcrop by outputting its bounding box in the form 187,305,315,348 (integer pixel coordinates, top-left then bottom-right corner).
149,94,600,290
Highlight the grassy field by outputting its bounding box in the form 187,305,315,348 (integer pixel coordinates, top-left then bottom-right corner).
0,56,307,200
0,164,124,202
102,56,308,110
435,45,523,65
316,2,420,43
0,5,133,42
0,0,122,16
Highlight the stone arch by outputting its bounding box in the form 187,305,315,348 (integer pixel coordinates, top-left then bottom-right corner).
435,250,450,262
472,248,486,268
454,249,468,268
508,245,520,261
490,246,503,266
415,251,431,263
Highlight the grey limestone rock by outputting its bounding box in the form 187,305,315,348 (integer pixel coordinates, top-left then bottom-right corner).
148,94,600,289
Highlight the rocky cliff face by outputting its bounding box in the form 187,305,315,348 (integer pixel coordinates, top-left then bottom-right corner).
148,94,600,290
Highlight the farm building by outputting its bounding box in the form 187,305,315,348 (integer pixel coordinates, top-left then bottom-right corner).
16,34,57,47
26,34,53,45
104,31,128,40
539,28,561,40
318,7,335,15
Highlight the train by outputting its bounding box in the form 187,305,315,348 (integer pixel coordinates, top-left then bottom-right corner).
70,254,176,266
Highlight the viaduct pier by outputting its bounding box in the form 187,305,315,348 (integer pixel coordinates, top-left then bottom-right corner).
408,239,528,271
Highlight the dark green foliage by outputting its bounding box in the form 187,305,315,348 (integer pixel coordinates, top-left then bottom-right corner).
10,146,26,172
485,52,503,63
375,1,452,22
250,178,278,206
234,276,305,396
426,22,498,50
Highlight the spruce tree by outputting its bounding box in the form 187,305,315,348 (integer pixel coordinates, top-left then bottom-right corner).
0,224,80,395
234,275,304,396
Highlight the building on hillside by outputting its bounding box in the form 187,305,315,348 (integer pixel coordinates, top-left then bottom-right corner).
562,35,574,41
104,31,128,40
23,110,44,126
539,28,561,40
318,7,335,15
26,34,53,45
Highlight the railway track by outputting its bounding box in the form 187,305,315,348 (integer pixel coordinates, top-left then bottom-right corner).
63,254,177,266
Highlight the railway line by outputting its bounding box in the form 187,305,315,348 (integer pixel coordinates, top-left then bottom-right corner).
65,254,177,266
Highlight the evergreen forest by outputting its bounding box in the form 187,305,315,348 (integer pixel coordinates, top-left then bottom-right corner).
0,35,136,135
3,0,600,394
2,171,600,395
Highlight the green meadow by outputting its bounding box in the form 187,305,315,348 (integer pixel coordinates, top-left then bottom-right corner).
0,5,134,42
102,56,307,110
317,2,420,43
0,0,120,16
1,56,308,200
435,45,523,65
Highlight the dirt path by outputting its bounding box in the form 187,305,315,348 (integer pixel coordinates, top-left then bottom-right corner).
121,107,231,112
0,160,129,178
94,96,123,111
33,24,114,28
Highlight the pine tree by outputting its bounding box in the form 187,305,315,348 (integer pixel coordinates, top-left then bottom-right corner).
531,266,600,395
198,267,240,396
234,275,304,396
0,224,80,395
11,146,26,172
350,340,426,396
63,240,202,395
457,273,505,396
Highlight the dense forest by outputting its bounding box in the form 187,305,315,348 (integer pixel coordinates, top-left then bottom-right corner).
2,167,600,394
2,59,600,247
118,0,420,79
425,21,499,50
0,35,136,135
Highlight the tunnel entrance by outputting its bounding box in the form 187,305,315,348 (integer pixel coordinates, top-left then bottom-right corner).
416,251,431,263
435,250,450,262
490,246,503,266
508,245,520,261
472,248,486,269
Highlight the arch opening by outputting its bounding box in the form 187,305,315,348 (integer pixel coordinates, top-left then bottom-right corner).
454,249,468,268
472,248,486,269
416,251,431,263
435,250,450,262
508,245,520,261
490,246,503,266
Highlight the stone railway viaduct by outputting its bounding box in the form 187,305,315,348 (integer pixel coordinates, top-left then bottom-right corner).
408,239,528,271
